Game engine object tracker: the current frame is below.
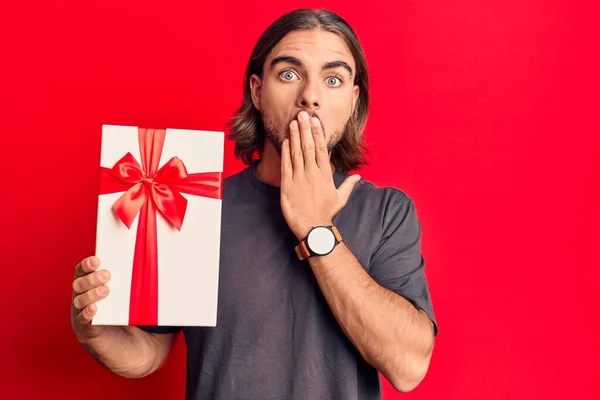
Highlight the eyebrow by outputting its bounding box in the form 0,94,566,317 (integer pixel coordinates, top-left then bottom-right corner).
269,56,354,78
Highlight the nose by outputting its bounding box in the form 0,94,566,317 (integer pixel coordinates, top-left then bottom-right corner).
296,78,321,110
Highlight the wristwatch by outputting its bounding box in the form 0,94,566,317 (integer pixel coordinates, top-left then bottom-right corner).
294,225,343,260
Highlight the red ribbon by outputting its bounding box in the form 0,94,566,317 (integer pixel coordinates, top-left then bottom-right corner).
99,128,222,325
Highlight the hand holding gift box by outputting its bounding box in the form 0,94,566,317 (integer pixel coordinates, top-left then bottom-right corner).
93,125,224,327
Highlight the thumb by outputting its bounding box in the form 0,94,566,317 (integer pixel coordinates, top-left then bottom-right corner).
338,174,361,203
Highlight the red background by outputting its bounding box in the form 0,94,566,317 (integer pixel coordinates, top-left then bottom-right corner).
1,1,598,399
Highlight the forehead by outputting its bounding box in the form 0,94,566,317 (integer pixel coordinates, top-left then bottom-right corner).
267,29,355,69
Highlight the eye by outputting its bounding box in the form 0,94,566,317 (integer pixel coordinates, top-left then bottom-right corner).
326,76,342,87
280,70,299,81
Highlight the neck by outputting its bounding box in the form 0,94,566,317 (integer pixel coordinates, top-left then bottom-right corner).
255,140,283,187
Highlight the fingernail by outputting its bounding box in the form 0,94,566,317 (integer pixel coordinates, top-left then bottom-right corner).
98,286,109,295
98,271,109,282
299,111,309,121
310,117,320,126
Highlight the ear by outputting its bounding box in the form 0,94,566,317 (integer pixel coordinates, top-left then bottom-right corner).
352,84,359,113
250,74,262,111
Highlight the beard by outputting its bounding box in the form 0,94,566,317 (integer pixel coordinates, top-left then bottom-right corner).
260,108,345,157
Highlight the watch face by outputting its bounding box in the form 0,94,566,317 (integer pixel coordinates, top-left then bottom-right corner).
307,226,336,255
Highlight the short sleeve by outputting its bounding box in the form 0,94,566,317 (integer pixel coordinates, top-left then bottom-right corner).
137,326,182,334
368,193,438,336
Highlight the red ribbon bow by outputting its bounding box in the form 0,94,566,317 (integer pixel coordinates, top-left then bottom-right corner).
99,128,222,325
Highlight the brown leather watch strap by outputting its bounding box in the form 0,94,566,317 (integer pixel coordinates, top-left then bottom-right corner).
294,240,311,261
331,226,342,242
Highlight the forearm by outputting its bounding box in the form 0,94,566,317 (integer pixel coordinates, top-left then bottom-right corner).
78,326,174,378
308,242,435,392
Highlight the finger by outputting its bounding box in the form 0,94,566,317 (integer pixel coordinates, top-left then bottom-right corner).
338,174,362,205
78,303,97,325
298,111,316,169
281,138,293,181
289,120,304,172
73,269,111,294
74,256,100,278
310,117,329,170
73,285,110,310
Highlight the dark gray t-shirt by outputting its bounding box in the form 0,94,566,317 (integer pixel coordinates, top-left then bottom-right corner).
141,162,437,400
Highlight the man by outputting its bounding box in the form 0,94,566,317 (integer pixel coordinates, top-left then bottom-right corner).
71,8,438,400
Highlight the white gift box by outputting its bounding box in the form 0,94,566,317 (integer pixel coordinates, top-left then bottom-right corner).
92,124,224,327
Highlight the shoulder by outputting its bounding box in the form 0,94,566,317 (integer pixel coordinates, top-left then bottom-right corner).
223,168,246,186
349,178,424,256
222,167,249,195
341,174,421,240
348,175,415,215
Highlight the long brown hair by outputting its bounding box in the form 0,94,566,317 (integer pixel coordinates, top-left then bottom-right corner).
227,8,370,173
